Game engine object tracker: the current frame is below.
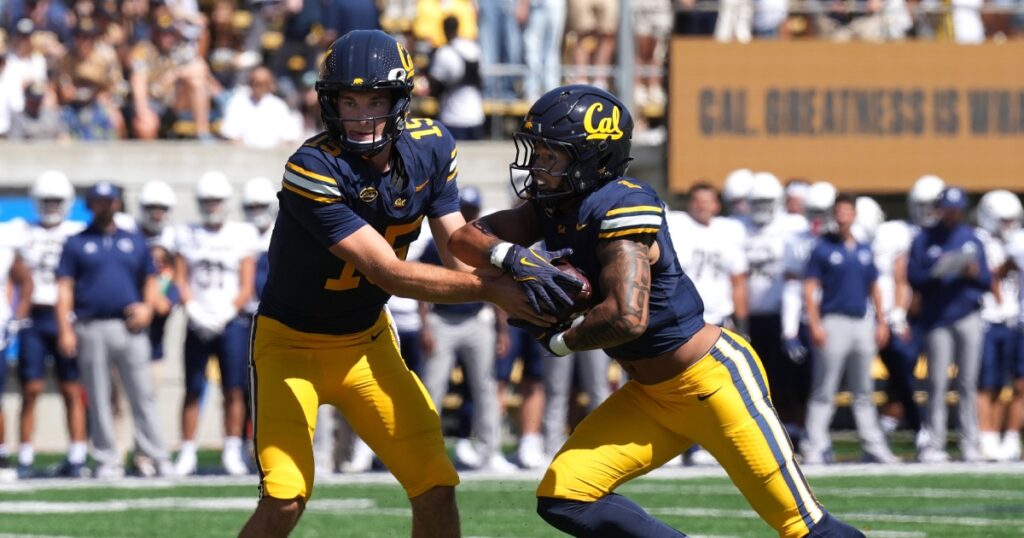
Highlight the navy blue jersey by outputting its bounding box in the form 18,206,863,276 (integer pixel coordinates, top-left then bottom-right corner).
805,234,878,317
259,121,461,335
56,225,155,321
536,178,705,361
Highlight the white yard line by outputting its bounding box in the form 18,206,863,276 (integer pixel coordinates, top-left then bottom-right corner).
0,498,386,514
649,507,1024,528
0,461,1020,493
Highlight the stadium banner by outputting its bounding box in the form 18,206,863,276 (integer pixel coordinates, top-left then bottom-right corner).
668,39,1024,193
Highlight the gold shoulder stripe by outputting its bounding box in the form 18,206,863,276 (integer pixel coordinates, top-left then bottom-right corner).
286,162,338,186
450,148,457,158
606,205,664,216
446,168,458,181
598,227,661,239
282,182,341,204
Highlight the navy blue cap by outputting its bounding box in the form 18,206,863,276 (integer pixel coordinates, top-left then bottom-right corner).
87,181,122,200
459,186,482,208
938,186,968,210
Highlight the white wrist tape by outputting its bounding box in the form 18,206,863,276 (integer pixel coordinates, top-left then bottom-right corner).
548,331,572,356
489,242,513,269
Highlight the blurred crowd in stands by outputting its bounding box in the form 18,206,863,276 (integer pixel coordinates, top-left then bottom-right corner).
1,0,1020,144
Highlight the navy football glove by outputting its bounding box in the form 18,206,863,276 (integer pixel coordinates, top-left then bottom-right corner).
508,318,570,356
493,243,581,315
783,337,808,364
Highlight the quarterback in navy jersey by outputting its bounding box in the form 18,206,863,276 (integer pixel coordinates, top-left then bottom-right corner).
240,30,546,538
450,85,863,538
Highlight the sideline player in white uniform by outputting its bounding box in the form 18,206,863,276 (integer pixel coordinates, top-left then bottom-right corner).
745,172,807,431
667,181,750,466
137,180,178,248
1000,221,1024,461
870,175,945,440
777,181,836,444
667,182,749,335
976,190,1022,461
0,217,33,478
172,172,259,476
16,171,89,478
722,168,754,218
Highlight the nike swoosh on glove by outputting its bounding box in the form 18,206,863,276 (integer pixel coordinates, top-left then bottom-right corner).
501,245,582,315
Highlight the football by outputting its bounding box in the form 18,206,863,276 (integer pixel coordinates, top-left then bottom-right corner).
552,259,593,322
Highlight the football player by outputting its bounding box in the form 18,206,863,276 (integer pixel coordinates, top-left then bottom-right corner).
137,179,178,248
745,172,808,433
239,30,547,537
172,171,258,477
0,217,33,477
450,85,863,538
17,171,89,478
871,175,945,446
975,190,1022,461
998,203,1024,461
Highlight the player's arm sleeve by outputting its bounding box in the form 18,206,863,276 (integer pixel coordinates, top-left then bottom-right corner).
971,238,992,290
427,131,461,218
906,235,933,289
281,152,368,247
803,244,824,280
597,189,664,240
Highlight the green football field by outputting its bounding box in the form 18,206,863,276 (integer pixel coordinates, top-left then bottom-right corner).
0,463,1021,537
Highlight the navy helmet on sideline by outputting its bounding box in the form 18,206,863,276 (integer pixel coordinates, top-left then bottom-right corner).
511,84,634,207
315,30,416,155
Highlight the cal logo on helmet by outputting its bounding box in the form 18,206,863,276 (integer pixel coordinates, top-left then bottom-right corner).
583,102,623,141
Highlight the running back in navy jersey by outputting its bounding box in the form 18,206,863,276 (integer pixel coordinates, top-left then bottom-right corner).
537,177,705,360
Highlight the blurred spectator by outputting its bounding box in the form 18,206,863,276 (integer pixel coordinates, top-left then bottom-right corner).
753,0,788,37
983,0,1024,38
322,0,380,45
952,0,986,43
716,0,753,42
220,65,299,148
55,17,125,139
127,15,214,140
633,0,671,107
413,0,478,48
521,0,565,101
566,0,617,88
477,0,522,99
6,18,47,87
2,0,74,45
428,16,484,140
674,0,718,35
802,193,898,464
908,186,990,463
494,315,546,468
8,80,64,139
56,181,172,479
0,40,24,137
207,0,257,89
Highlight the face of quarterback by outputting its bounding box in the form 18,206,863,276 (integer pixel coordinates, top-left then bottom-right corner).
530,142,571,194
336,89,392,145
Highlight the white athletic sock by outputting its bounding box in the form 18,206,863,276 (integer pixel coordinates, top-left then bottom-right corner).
67,442,88,464
223,436,242,454
179,440,198,457
18,444,34,466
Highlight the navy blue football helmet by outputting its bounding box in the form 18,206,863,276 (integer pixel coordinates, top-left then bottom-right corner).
511,85,634,207
316,30,415,155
